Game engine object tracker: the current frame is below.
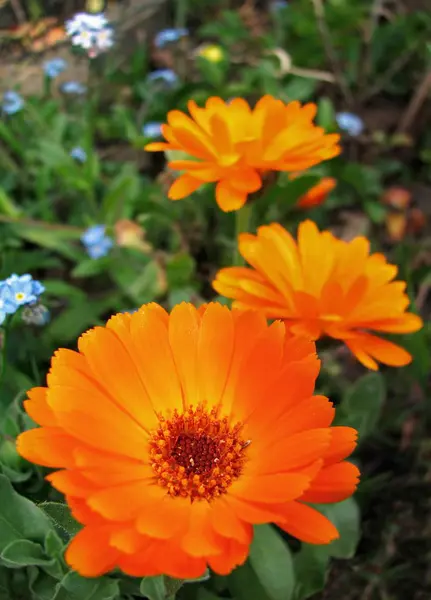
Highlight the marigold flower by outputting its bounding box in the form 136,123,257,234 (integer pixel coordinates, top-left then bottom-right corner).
17,302,359,578
294,176,336,209
213,222,423,370
145,96,341,212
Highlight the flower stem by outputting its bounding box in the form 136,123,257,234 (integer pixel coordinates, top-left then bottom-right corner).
163,577,183,599
175,0,187,30
233,203,252,266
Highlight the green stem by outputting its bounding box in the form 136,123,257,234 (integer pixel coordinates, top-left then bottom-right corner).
0,325,7,386
233,203,252,266
175,0,188,30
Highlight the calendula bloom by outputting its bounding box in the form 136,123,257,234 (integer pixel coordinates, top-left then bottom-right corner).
294,177,336,209
145,96,341,212
17,303,359,578
213,222,423,370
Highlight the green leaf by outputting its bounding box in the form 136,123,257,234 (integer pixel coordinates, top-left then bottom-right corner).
5,223,80,261
39,502,81,537
166,253,196,289
293,545,329,600
71,257,111,278
0,475,52,553
197,590,221,600
0,188,22,218
53,572,120,600
283,76,317,102
139,576,166,600
0,569,11,600
316,97,336,130
0,539,54,568
102,164,141,225
314,498,361,559
249,524,295,600
335,372,386,440
228,562,271,600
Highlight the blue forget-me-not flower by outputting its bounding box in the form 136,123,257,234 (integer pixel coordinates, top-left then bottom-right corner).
2,91,24,115
142,122,163,139
154,28,188,48
336,112,365,137
43,58,68,78
70,147,87,162
81,225,114,259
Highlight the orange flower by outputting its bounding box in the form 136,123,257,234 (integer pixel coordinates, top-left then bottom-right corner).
17,302,359,579
296,177,336,209
145,96,340,212
213,221,423,370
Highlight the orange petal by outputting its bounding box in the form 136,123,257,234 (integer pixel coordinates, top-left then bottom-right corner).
16,428,79,468
300,461,360,503
197,303,234,409
23,387,56,426
65,526,119,577
180,501,224,557
168,174,203,199
229,472,310,503
215,180,247,212
347,333,413,368
323,427,358,464
207,539,249,575
136,496,191,540
210,497,253,545
88,482,165,522
169,303,201,406
47,470,98,497
276,501,339,544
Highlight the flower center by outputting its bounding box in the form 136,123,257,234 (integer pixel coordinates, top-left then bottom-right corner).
149,405,249,501
15,293,25,301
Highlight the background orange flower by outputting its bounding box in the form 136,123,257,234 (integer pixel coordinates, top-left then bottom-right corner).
213,221,423,370
145,96,340,211
17,303,359,579
296,177,336,209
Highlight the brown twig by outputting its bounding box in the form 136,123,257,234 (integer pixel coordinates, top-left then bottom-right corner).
310,0,354,106
396,67,431,134
9,0,26,24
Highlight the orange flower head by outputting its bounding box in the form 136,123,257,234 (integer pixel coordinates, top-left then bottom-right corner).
17,302,359,579
213,221,423,370
296,177,336,209
145,96,341,212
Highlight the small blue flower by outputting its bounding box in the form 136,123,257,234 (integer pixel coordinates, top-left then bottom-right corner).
22,304,50,327
154,28,188,48
43,58,68,78
0,282,18,325
142,122,163,139
147,69,178,86
336,112,364,137
4,274,44,307
70,147,87,162
2,91,24,115
61,81,87,95
81,225,114,259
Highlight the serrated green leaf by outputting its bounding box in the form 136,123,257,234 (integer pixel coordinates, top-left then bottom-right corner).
249,524,295,600
0,539,54,568
335,372,386,440
0,475,52,553
39,502,81,537
139,576,166,600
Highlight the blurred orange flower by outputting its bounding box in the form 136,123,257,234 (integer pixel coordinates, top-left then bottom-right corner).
145,96,340,212
213,221,423,370
295,176,336,209
17,303,359,578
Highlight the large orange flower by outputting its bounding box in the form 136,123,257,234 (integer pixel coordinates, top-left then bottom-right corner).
213,222,423,370
17,303,359,579
145,96,340,212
